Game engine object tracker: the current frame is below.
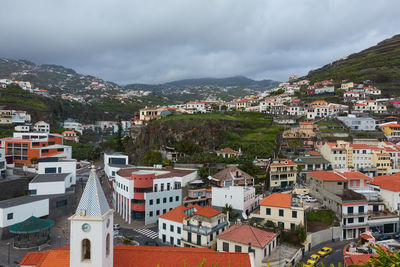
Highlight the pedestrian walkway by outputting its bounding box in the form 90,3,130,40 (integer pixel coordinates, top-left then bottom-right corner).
133,228,159,239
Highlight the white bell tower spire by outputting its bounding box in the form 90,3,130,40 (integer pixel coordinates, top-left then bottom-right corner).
69,165,113,267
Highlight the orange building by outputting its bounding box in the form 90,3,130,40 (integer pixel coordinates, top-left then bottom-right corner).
0,133,71,165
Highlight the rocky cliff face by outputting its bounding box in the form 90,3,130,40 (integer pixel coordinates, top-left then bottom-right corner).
128,118,245,163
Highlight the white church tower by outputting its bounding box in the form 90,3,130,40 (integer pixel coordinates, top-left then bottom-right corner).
69,166,113,267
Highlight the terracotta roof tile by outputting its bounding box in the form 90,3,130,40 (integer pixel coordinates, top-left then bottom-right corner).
260,193,291,208
342,172,371,180
194,206,221,218
308,170,347,182
217,224,277,248
159,205,201,223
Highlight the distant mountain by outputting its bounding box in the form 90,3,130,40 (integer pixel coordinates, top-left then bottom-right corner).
125,76,280,92
306,34,400,95
0,58,120,93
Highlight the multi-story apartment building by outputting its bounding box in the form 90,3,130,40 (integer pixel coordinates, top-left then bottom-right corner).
320,141,393,174
12,110,31,124
209,166,254,187
158,205,200,246
370,173,400,213
113,166,198,225
63,118,83,134
104,153,130,178
293,152,330,175
354,100,387,114
337,115,376,131
306,171,370,240
217,224,278,267
250,193,305,230
269,159,297,188
185,101,207,113
181,206,228,248
138,107,166,123
212,186,259,217
33,121,50,133
0,132,71,165
235,100,251,110
306,103,348,119
379,122,400,142
183,188,211,207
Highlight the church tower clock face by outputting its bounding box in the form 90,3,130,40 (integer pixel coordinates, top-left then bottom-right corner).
82,223,91,232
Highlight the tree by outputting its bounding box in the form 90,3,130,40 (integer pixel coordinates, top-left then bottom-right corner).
141,151,163,166
222,204,233,214
30,157,39,164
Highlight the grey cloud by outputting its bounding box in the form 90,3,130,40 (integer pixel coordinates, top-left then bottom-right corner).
0,0,399,84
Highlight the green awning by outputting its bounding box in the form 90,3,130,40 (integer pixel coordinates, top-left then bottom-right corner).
10,216,54,234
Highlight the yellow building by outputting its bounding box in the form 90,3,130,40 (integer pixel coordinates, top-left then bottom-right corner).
269,159,297,188
372,151,391,176
250,193,305,230
379,122,400,141
235,100,250,110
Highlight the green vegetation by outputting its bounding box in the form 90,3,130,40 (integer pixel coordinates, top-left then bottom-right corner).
281,225,307,245
0,125,14,138
306,34,400,96
317,121,341,127
319,128,346,133
67,141,101,161
306,210,334,226
141,151,163,166
0,84,49,110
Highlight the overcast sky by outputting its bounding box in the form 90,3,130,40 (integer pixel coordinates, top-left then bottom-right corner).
0,0,399,84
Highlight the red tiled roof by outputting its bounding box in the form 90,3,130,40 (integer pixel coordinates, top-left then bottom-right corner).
20,245,252,267
217,224,277,248
270,159,296,166
194,206,221,218
308,170,347,182
299,122,313,125
308,151,321,156
342,172,371,180
260,193,291,208
344,254,376,266
371,172,400,192
159,205,201,223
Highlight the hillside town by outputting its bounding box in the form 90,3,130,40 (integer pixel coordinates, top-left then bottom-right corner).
0,74,399,267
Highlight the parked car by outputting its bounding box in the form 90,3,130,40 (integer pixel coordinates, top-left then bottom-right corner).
317,247,332,257
306,197,317,202
297,194,309,199
307,254,320,266
113,224,121,230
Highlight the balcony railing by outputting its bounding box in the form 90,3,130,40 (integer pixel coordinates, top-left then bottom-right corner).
183,221,228,235
343,211,369,217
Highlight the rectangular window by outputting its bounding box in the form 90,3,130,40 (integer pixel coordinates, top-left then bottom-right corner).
177,227,181,234
169,196,173,202
149,211,153,217
7,213,13,220
358,206,364,213
163,198,167,203
348,218,354,223
156,199,160,204
292,211,297,218
223,242,229,252
177,239,181,245
156,210,160,216
56,199,67,207
266,208,271,215
291,223,295,230
278,222,284,228
162,223,166,230
235,245,242,253
44,167,57,174
348,207,354,214
279,209,284,217
163,209,166,214
176,196,179,202
359,217,364,223
150,199,153,205
170,236,174,245
170,225,174,232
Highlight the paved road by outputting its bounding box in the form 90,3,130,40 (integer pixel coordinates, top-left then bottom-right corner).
301,240,348,266
118,227,161,246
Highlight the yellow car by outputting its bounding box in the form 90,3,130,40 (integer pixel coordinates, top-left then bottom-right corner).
306,254,320,266
318,247,332,257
